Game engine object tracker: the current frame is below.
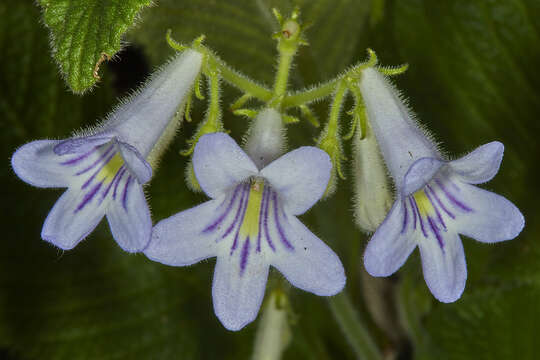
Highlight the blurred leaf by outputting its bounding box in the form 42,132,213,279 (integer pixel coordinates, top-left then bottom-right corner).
424,283,540,360
38,0,151,93
129,0,370,85
3,0,540,359
363,1,540,358
0,2,203,359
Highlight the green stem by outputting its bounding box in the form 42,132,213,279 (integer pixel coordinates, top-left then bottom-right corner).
273,48,295,100
207,65,221,127
217,61,273,101
203,50,273,102
282,49,378,108
326,80,348,138
328,293,382,360
283,81,336,108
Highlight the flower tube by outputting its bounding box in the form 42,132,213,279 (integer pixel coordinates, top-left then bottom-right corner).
359,67,524,302
11,50,203,252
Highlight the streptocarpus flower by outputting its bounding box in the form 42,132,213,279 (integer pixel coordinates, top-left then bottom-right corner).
11,50,203,252
144,132,345,330
359,67,524,302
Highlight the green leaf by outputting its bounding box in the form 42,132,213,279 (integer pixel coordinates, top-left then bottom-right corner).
363,1,540,358
129,0,370,85
38,0,151,93
424,283,540,360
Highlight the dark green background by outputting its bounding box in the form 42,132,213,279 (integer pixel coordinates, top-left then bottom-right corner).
1,0,539,359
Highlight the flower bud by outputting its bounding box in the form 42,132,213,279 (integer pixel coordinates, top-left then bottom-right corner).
352,122,393,232
245,108,286,169
251,290,292,360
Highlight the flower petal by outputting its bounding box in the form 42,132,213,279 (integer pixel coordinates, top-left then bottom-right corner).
193,133,258,199
455,183,524,243
212,254,269,331
260,147,331,215
117,141,152,184
449,141,504,184
270,216,345,296
41,189,106,250
106,179,152,252
402,157,444,196
53,136,112,155
364,200,417,276
145,200,221,265
418,231,467,303
11,140,70,188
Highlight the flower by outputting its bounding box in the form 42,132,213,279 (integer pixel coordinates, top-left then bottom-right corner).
11,50,203,252
144,132,345,330
358,67,524,302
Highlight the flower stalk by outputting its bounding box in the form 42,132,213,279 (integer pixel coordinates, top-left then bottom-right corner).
317,80,348,196
328,292,383,360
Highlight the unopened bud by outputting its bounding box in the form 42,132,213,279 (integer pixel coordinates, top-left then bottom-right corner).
251,290,292,360
353,122,393,232
245,108,286,169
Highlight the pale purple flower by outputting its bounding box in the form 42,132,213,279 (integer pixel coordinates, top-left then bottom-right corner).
359,67,524,302
145,132,345,330
11,50,203,252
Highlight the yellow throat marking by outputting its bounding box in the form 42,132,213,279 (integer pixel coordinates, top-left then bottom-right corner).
413,189,435,218
239,179,265,239
97,153,124,182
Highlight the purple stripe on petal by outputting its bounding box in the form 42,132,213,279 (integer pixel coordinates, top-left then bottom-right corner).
263,187,275,252
100,165,125,203
222,183,249,239
435,179,473,212
426,184,455,219
428,216,444,250
81,150,117,190
240,236,251,275
204,184,242,233
411,198,428,238
75,182,103,213
401,199,409,234
409,197,418,230
256,186,268,253
113,168,127,200
230,231,240,255
122,176,133,210
75,145,115,176
272,191,294,250
424,188,447,230
230,187,251,253
60,147,96,166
